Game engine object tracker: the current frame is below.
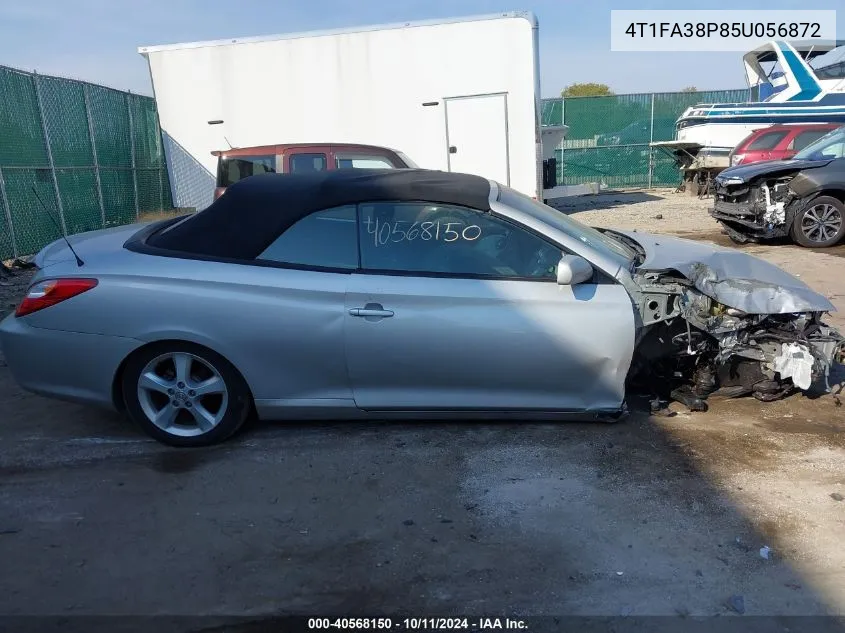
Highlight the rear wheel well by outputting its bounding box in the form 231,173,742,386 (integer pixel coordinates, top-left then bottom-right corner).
111,340,255,415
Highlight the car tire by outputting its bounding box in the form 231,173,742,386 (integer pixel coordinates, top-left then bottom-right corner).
791,196,845,248
121,342,252,447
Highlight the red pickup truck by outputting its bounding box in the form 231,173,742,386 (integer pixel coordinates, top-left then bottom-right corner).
212,143,417,199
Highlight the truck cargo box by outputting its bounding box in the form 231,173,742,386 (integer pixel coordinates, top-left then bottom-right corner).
139,12,546,209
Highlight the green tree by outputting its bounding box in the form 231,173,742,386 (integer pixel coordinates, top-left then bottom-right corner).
561,82,614,98
681,86,699,92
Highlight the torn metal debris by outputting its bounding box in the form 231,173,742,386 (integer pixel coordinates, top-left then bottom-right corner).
607,230,845,411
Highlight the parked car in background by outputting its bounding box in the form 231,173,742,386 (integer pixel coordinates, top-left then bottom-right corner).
729,123,841,167
2,170,843,446
213,143,417,199
713,125,845,247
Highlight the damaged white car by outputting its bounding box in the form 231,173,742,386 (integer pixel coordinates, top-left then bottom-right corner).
712,125,845,248
1,170,843,446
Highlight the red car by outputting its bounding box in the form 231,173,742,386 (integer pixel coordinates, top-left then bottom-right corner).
212,143,417,199
729,123,841,167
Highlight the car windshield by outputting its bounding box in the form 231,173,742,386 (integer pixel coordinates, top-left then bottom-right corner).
497,185,636,264
794,126,845,160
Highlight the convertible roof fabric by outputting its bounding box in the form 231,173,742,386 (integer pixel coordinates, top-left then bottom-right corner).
147,169,492,259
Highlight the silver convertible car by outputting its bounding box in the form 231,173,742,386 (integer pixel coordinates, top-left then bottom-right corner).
1,170,843,446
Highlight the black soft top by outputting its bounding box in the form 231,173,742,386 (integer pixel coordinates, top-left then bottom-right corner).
147,169,492,259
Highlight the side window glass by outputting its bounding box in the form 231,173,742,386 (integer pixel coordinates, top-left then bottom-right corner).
336,155,397,169
793,131,829,152
358,202,562,280
289,153,327,173
258,205,357,269
746,131,788,151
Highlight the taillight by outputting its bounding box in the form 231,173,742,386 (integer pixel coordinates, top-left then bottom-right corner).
15,278,98,317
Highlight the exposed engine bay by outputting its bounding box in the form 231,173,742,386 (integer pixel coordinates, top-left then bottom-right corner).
604,229,845,412
711,175,797,243
628,271,845,411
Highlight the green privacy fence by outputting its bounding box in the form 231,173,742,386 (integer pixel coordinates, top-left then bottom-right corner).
541,88,751,189
0,65,172,260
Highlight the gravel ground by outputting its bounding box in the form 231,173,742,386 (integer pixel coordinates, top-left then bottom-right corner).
1,196,844,624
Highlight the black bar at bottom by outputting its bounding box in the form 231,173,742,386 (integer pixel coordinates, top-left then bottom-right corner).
1,616,844,633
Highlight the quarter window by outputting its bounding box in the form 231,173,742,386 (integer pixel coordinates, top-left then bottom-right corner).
218,155,276,187
358,202,562,279
258,205,357,269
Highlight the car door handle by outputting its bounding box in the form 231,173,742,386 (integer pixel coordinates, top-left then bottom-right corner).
349,307,394,318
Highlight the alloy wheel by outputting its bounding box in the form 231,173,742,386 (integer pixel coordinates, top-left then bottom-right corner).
136,352,229,437
801,203,843,244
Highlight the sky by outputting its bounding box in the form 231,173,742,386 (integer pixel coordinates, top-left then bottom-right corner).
0,0,842,98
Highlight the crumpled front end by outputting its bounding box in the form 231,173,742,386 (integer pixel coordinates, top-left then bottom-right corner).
627,269,845,411
710,175,797,243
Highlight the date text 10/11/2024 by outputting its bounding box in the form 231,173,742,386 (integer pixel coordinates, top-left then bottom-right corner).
307,617,528,630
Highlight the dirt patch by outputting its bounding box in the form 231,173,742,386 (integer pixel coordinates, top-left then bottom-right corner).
671,229,845,260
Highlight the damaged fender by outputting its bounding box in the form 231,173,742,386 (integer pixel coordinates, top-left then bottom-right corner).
612,231,845,406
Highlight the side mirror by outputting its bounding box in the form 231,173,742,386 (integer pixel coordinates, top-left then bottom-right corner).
556,254,594,286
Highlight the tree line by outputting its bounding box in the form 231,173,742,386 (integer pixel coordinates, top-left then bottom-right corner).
561,83,699,97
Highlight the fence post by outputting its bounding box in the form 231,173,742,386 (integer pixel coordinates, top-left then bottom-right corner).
158,166,164,212
156,117,165,211
559,96,565,186
126,91,140,220
647,92,655,189
33,71,67,235
83,84,107,227
0,167,17,258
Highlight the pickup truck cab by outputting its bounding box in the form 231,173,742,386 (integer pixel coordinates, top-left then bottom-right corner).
212,143,417,199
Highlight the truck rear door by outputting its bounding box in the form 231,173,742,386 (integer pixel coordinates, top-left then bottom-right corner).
444,93,510,185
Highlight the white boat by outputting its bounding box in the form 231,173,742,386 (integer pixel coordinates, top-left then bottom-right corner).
652,40,845,193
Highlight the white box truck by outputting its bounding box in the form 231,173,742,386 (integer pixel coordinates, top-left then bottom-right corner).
139,12,568,210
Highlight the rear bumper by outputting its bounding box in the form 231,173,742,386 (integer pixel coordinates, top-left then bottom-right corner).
0,314,141,409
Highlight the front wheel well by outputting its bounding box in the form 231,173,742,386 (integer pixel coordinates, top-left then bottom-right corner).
111,339,255,415
798,189,845,207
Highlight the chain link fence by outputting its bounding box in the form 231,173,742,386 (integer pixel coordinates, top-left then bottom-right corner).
541,88,751,189
0,65,172,260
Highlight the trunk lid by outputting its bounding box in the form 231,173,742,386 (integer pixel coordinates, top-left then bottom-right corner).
34,223,148,269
